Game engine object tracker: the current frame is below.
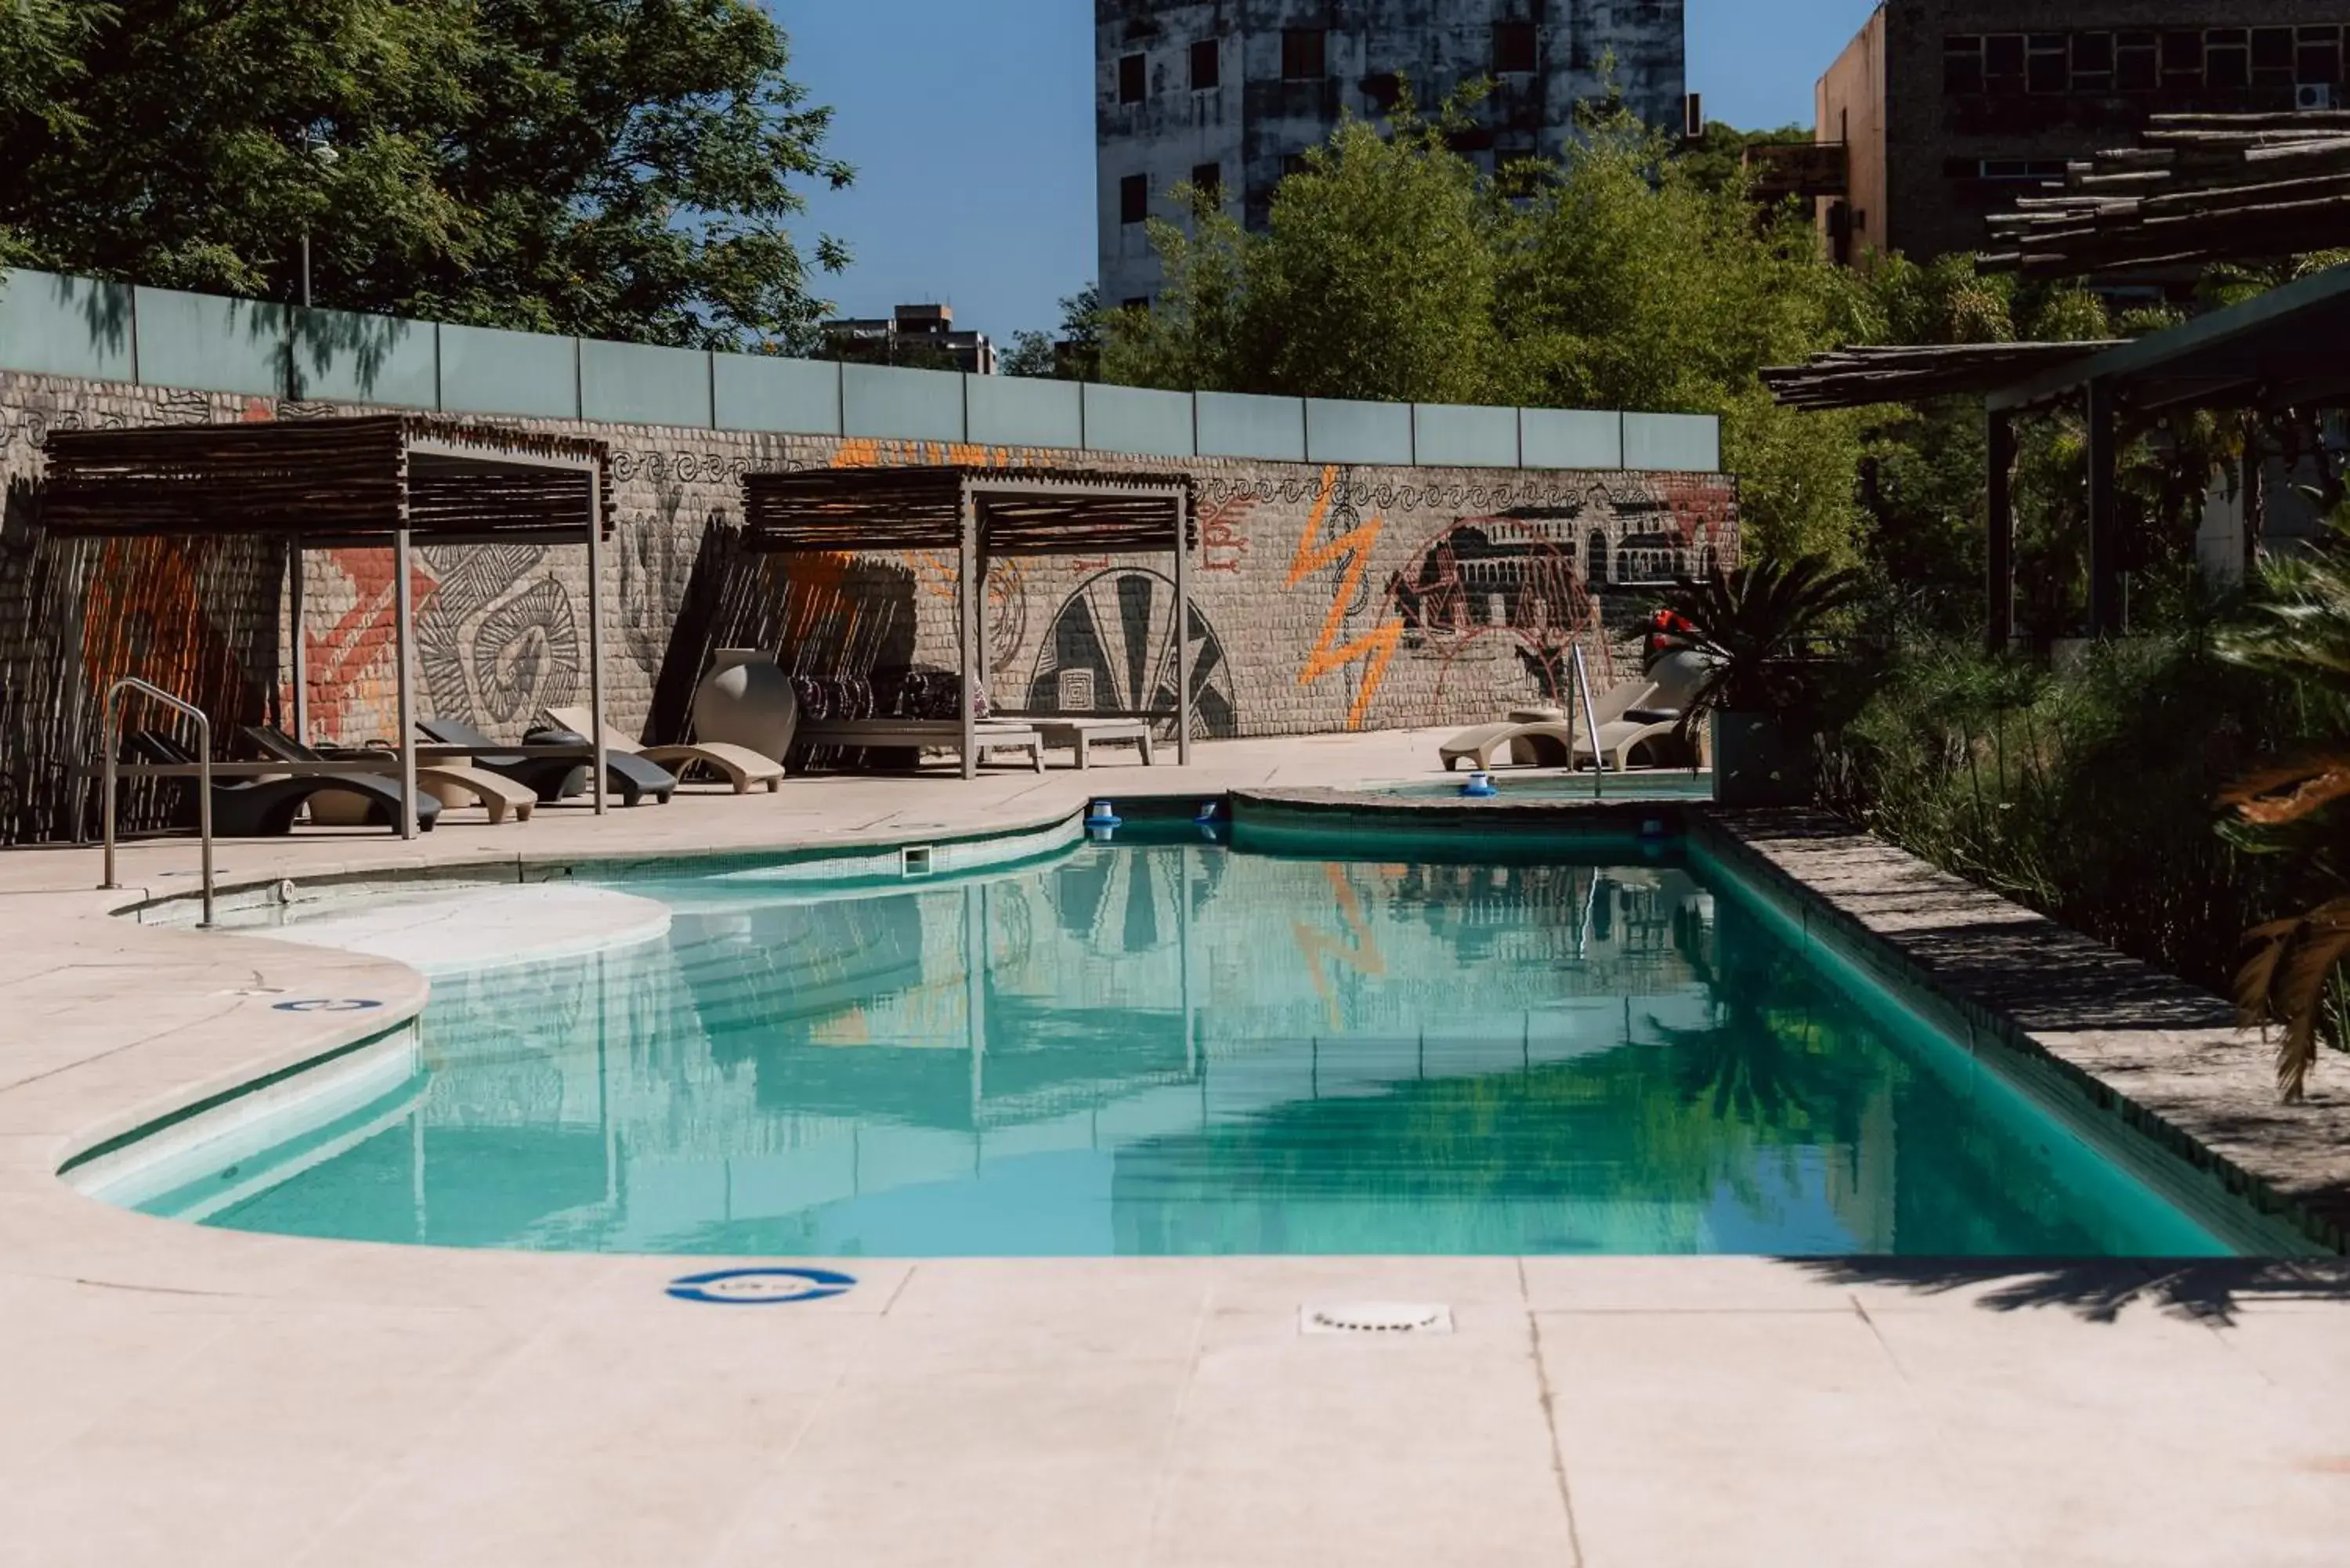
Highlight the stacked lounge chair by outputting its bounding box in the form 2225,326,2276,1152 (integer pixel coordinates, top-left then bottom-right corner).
1439,652,1716,775
121,730,441,836
241,726,539,826
417,717,677,806
540,706,785,794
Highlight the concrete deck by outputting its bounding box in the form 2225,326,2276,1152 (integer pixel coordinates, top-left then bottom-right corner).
4,730,2348,1567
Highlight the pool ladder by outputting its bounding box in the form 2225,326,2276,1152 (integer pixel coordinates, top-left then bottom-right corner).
98,677,215,927
1566,644,1604,801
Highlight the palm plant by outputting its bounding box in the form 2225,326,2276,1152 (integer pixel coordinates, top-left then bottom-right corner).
2215,525,2350,1100
1654,554,1871,730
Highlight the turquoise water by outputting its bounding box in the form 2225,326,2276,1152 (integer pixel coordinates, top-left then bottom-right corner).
146,834,2250,1256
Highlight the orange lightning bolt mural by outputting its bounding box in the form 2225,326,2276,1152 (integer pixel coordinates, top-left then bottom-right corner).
1285,466,1403,732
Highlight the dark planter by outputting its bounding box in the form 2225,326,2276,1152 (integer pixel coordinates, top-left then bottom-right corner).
1711,711,1812,807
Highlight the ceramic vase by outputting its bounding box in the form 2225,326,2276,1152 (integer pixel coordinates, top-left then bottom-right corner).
692,649,798,761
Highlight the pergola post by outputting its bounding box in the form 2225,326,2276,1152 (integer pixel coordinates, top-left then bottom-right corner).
959,483,978,781
586,461,608,815
1986,409,2016,655
392,525,418,840
1173,488,1193,766
288,536,309,743
2086,377,2122,639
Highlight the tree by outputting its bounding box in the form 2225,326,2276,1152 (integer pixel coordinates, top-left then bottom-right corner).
1100,94,1875,565
0,0,852,350
1003,286,1104,381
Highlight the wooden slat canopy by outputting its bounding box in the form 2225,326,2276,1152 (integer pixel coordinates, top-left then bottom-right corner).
41,415,616,542
1981,111,2350,279
1762,341,2124,411
740,465,1196,555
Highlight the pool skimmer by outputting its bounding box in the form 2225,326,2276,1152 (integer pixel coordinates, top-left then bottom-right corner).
1300,1302,1455,1336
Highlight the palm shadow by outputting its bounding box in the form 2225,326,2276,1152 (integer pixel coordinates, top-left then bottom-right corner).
1788,1255,2350,1326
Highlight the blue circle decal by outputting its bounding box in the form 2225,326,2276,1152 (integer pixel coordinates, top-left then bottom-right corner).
272,998,385,1013
666,1266,858,1306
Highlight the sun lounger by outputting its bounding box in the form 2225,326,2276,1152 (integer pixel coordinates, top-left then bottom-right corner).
241,727,537,825
122,730,441,836
417,718,676,806
794,717,1047,773
1439,677,1687,774
1004,714,1156,768
540,706,783,794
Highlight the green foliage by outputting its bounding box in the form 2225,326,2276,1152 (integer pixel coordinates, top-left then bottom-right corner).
0,0,852,350
1003,286,1104,381
1101,95,1875,565
1656,555,1871,724
1820,634,2314,1012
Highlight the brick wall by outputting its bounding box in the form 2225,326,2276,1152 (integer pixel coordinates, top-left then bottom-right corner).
0,370,1737,839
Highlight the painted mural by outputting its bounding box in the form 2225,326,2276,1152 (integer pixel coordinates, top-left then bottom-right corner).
0,371,1738,841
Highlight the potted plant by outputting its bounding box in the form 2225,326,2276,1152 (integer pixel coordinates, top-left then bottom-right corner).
1654,555,1868,807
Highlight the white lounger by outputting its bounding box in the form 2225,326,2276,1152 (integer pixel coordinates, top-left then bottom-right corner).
1011,715,1156,768
794,718,1047,773
543,707,785,794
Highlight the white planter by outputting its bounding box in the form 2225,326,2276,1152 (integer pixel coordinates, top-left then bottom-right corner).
692,649,798,761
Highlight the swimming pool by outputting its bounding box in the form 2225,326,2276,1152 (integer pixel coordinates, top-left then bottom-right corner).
99,824,2279,1257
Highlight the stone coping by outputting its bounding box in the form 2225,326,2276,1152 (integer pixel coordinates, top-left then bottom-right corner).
1695,809,2350,1253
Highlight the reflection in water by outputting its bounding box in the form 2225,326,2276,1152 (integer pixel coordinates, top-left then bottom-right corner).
177,843,2232,1257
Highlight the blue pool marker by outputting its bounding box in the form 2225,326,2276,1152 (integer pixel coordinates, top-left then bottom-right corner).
1462,771,1498,799
666,1266,858,1305
1195,800,1220,824
1086,799,1123,836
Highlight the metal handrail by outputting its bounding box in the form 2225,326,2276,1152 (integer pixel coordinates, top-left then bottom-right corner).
101,677,214,927
1567,644,1605,801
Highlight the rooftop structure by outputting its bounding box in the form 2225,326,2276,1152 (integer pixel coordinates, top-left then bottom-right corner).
821,303,1000,376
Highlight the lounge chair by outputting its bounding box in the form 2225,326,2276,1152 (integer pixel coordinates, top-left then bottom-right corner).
1438,653,1716,774
417,717,677,807
1003,714,1156,768
122,730,440,836
793,717,1047,773
540,706,783,794
241,726,537,826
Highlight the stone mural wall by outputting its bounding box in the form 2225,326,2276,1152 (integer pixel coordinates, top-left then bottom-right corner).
0,370,1738,840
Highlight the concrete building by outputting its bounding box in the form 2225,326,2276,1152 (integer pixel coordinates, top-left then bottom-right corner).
822,304,1000,376
1097,1,1688,309
1817,3,2350,267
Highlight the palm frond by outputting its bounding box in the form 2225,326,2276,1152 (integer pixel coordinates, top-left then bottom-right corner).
2220,755,2350,828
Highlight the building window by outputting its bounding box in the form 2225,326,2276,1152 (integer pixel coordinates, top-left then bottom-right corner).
1282,27,1326,81
1943,35,1983,94
2026,34,2068,94
2071,32,2113,93
2301,26,2343,85
1119,174,1148,226
1191,161,1221,199
2117,31,2157,91
2206,28,2249,90
2162,29,2204,88
1983,34,2025,95
2252,26,2297,87
1190,38,1220,90
1494,21,1538,75
1946,157,2069,182
1118,52,1145,105
1361,71,1401,113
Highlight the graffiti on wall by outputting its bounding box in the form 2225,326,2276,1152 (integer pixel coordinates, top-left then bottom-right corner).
1025,568,1238,738
1386,511,1612,703
1284,467,1402,732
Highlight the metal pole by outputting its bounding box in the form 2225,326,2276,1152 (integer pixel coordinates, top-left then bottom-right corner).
588,464,609,815
197,712,213,927
300,232,311,311
101,702,118,891
1174,490,1194,766
394,528,419,840
1987,408,2016,655
289,537,309,743
959,486,978,780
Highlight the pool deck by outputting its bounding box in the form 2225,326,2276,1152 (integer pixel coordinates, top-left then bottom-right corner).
4,728,2350,1567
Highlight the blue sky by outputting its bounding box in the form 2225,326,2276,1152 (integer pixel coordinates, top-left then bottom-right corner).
776,0,1881,342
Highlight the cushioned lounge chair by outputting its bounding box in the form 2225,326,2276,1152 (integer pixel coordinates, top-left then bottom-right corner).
540,706,783,794
123,731,440,836
417,718,676,807
792,717,1047,773
241,727,537,826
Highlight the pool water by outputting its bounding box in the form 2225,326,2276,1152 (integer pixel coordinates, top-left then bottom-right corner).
141,835,2249,1257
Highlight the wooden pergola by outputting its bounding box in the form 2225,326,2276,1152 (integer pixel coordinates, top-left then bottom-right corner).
42,414,618,836
741,466,1198,777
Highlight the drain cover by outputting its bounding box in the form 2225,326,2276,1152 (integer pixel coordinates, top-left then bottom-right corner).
1300,1302,1455,1336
